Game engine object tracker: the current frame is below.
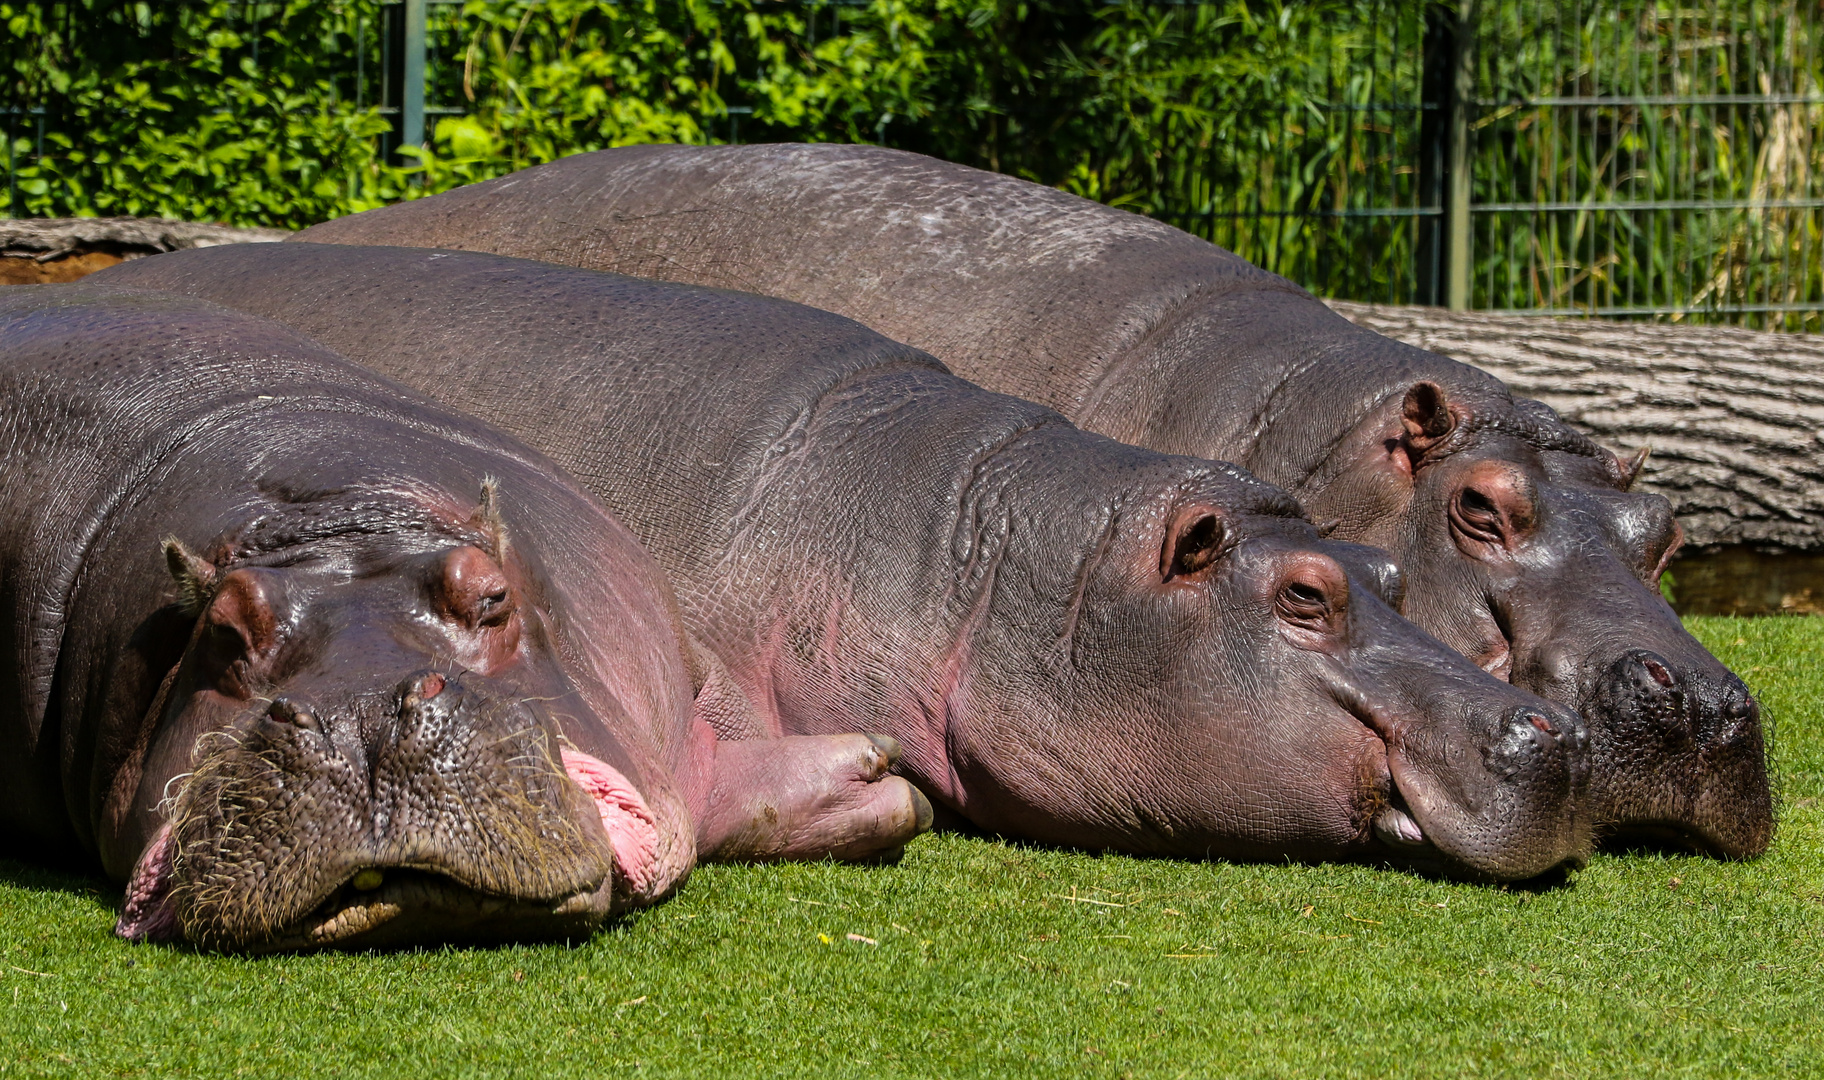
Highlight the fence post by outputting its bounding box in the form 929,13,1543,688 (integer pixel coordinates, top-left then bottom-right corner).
401,0,427,156
381,1,427,167
1444,0,1479,311
1415,6,1451,306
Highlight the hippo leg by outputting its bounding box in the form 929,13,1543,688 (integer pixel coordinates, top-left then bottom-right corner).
696,735,934,863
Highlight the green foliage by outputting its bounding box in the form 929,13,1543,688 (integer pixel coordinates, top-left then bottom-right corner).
2,2,405,222
0,1,1418,251
1466,0,1824,330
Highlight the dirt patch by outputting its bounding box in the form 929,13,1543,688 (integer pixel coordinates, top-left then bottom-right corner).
1672,545,1824,616
0,249,126,284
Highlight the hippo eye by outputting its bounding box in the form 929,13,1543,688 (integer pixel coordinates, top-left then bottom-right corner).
1278,581,1330,623
1452,487,1505,544
477,589,512,626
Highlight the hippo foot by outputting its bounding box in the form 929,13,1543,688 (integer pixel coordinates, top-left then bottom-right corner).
697,734,934,863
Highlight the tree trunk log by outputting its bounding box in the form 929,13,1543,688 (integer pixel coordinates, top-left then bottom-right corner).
0,217,288,284
1327,301,1824,615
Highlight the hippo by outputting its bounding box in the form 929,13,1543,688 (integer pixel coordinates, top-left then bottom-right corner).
281,144,1772,859
0,283,927,952
101,243,1592,880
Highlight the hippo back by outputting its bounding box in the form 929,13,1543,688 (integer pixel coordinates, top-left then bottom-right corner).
97,242,956,600
290,144,1526,486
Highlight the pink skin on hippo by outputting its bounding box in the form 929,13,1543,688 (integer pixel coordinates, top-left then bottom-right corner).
275,143,1770,859
100,244,1594,880
0,285,927,953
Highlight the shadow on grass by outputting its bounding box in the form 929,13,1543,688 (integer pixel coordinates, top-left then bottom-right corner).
0,856,118,923
0,856,110,895
935,817,1582,893
0,854,642,958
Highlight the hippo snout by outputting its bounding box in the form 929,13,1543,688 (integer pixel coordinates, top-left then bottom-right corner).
1615,649,1759,750
1590,650,1772,858
1371,679,1591,881
128,671,618,951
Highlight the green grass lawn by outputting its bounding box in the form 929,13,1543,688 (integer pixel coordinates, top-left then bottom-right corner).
4,616,1821,1079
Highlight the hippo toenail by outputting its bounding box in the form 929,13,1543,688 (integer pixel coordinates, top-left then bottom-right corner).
863,733,903,766
910,787,935,834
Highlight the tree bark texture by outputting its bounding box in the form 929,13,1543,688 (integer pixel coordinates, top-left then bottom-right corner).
1328,301,1824,614
0,217,288,284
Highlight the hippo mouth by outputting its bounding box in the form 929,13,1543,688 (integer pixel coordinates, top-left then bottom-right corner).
117,747,659,951
1370,796,1431,853
1355,737,1443,862
249,866,615,952
1330,678,1586,880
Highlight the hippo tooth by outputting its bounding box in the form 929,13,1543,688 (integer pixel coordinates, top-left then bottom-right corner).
311,900,402,944
1373,809,1429,849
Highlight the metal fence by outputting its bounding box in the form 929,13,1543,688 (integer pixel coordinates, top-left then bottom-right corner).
1470,0,1823,329
1154,0,1450,308
1155,0,1824,329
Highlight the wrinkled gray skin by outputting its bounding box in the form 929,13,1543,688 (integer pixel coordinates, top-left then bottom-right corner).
283,144,1770,859
103,244,1592,880
0,284,926,952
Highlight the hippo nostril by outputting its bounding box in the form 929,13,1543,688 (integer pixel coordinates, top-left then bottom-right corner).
1724,685,1757,724
401,671,448,710
1706,683,1760,747
1643,657,1675,688
1527,713,1557,736
266,698,320,732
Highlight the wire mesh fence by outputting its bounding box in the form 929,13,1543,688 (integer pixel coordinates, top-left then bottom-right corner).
1470,0,1823,330
1149,0,1447,307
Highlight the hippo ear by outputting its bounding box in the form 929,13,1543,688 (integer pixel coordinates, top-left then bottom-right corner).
1400,382,1456,461
1160,506,1228,582
162,538,218,617
469,477,510,563
1618,445,1651,491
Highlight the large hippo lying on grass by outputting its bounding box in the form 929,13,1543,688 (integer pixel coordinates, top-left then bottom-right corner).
105,244,1591,880
0,284,926,952
289,144,1772,859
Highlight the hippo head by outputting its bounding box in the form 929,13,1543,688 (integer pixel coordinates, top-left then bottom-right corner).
946,456,1590,880
113,488,648,952
1317,381,1770,858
